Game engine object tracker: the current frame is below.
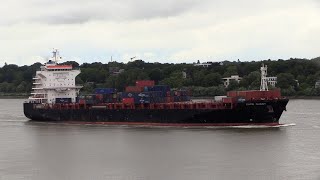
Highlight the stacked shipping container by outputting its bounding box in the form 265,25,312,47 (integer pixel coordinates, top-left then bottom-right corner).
78,80,192,105
227,89,281,100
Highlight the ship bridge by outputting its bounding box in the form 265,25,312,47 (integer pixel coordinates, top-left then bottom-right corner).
28,49,82,104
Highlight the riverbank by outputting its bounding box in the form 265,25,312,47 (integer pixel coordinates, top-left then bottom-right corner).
0,93,28,99
1,94,320,100
191,96,320,100
287,96,320,99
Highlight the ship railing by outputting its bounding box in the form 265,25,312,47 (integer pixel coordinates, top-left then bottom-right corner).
40,101,233,110
38,67,80,72
34,98,287,110
32,86,43,89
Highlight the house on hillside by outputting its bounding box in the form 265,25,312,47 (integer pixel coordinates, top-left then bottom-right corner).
267,77,277,87
109,67,124,75
182,71,187,79
193,60,212,68
315,80,320,88
222,75,242,87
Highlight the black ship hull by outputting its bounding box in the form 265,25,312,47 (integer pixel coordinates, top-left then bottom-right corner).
24,99,289,126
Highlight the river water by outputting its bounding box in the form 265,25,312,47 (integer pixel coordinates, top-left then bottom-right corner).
0,99,319,180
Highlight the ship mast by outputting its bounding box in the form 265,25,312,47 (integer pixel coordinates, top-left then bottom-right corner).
260,64,269,91
51,49,61,64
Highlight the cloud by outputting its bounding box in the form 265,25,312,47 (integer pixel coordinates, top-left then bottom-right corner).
3,0,304,25
0,0,319,65
0,0,202,25
169,1,320,61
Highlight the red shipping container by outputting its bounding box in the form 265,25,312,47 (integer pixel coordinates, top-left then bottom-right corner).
246,91,262,100
241,90,279,100
227,91,238,97
136,80,155,87
122,98,134,104
125,86,144,93
264,89,281,99
273,89,281,98
166,97,174,103
79,99,86,104
238,91,249,97
95,94,103,100
222,97,234,103
228,89,281,100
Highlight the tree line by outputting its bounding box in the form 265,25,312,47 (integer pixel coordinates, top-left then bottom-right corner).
1,57,320,96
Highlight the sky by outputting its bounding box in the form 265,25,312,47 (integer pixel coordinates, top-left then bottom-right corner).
0,0,319,66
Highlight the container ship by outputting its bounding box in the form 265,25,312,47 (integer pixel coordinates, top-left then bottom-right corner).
23,50,289,127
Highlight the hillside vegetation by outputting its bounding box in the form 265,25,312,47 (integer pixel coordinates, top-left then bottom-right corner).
1,57,320,97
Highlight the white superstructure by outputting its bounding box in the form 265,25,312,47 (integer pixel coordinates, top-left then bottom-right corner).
29,49,82,103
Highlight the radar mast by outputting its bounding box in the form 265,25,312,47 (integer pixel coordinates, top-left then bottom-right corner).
260,64,269,91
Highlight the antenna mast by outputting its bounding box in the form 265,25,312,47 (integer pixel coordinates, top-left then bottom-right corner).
260,64,269,91
52,49,61,63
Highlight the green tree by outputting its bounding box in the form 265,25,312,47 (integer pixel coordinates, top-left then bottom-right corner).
149,68,164,83
105,75,117,88
193,70,205,86
240,71,260,90
160,72,184,88
204,73,222,87
75,76,84,85
227,80,239,91
61,61,80,67
223,65,238,77
16,81,28,92
281,86,296,96
277,73,296,89
0,73,3,83
207,85,226,96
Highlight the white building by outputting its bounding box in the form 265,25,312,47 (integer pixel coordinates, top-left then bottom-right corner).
222,75,242,87
182,71,187,79
29,49,82,104
267,77,277,87
315,80,320,88
193,60,212,67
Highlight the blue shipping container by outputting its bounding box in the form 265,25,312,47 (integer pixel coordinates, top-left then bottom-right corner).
94,88,115,94
150,96,166,103
148,91,164,97
149,85,170,92
122,92,137,98
122,91,168,104
85,100,95,104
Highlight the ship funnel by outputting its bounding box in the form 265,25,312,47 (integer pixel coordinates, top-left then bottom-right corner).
260,64,269,91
